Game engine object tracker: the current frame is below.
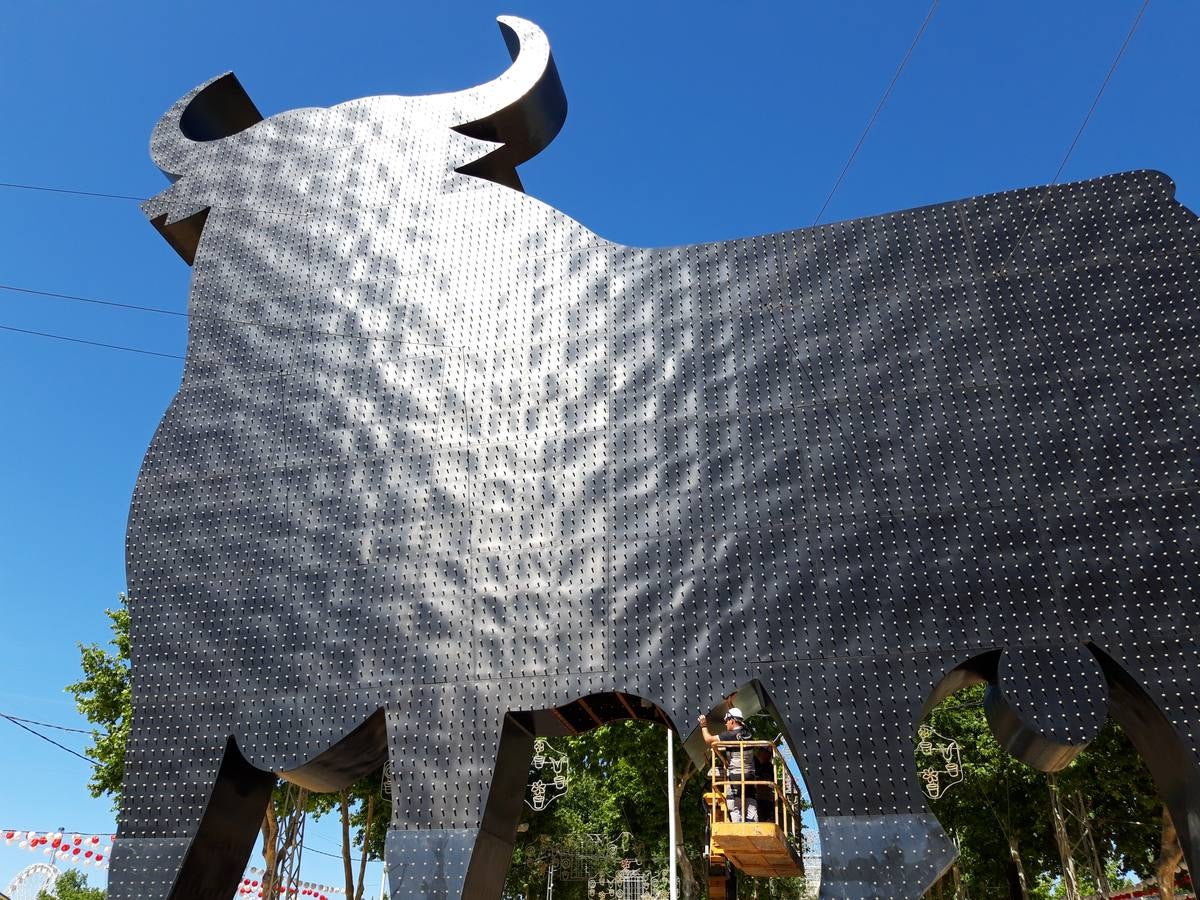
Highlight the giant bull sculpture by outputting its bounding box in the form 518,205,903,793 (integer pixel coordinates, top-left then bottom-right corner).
115,16,1200,899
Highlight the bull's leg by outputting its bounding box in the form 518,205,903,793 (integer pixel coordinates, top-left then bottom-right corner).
760,659,957,900
1091,643,1200,879
384,702,534,899
108,721,273,900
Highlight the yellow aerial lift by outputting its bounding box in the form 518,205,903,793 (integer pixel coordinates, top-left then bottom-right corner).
703,740,805,897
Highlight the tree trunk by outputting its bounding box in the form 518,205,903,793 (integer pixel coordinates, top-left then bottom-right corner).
1048,775,1080,900
1005,833,1029,900
952,861,966,900
1074,790,1110,899
1156,804,1184,900
355,792,376,900
340,790,355,899
261,804,279,899
925,869,948,900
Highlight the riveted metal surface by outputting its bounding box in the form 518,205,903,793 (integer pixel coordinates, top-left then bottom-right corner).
115,16,1200,900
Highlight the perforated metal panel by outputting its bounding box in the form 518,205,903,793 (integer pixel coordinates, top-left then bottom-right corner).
113,17,1200,900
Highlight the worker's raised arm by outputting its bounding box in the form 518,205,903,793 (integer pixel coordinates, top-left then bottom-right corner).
697,714,719,747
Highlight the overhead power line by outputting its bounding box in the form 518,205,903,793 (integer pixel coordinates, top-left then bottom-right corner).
299,842,355,860
0,322,183,361
0,279,449,354
812,0,941,226
0,282,187,319
1000,0,1151,274
0,713,98,767
0,180,148,203
0,713,92,735
0,0,1151,232
1051,0,1150,185
0,3,1154,369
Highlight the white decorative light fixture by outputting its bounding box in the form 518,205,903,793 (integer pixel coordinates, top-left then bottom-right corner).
916,724,963,800
525,738,570,811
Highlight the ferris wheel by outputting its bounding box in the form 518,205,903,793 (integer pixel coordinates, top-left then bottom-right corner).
5,862,60,900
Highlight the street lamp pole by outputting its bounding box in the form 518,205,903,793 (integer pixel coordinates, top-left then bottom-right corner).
668,727,678,900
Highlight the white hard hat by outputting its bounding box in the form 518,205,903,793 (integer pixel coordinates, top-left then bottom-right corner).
725,707,745,721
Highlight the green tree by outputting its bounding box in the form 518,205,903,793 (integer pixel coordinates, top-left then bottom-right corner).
505,720,709,899
309,767,390,899
502,715,813,899
66,596,130,806
923,685,1058,899
1055,716,1161,886
68,596,389,898
922,684,1177,900
37,868,106,900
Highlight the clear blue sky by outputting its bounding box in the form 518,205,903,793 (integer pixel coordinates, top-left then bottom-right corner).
1,0,1197,891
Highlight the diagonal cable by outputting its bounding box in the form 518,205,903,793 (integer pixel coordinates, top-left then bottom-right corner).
0,322,184,360
812,0,941,226
1051,0,1150,185
0,713,92,734
0,180,148,202
999,0,1151,275
1,713,99,767
0,282,187,318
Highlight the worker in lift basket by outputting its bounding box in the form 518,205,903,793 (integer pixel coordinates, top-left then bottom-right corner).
698,708,757,823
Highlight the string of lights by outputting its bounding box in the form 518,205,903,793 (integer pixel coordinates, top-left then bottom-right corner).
4,829,354,896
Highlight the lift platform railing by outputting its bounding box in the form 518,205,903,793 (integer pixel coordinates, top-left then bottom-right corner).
705,740,803,849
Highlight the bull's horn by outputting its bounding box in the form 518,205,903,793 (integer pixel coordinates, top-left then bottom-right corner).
149,72,263,180
446,16,567,190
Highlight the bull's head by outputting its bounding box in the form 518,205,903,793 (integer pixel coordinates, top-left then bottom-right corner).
143,15,567,263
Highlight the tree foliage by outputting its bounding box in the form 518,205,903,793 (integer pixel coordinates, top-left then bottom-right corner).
1054,716,1161,883
922,683,1176,900
66,597,131,807
503,716,812,899
309,767,390,899
504,719,709,899
37,868,106,900
923,685,1056,897
69,595,388,898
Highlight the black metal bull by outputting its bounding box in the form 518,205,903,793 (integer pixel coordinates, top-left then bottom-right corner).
114,15,1200,900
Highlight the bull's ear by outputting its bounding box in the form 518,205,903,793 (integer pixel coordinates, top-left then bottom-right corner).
449,16,567,191
146,203,209,267
149,72,263,181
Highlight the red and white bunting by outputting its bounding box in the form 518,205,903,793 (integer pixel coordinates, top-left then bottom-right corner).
241,867,346,898
4,829,349,897
3,829,112,867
